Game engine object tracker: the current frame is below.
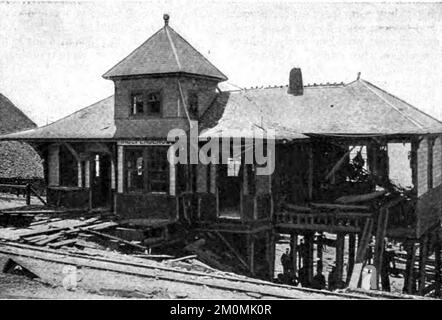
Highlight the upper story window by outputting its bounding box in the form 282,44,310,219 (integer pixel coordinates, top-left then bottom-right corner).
147,92,161,115
131,93,144,115
130,91,161,116
188,91,198,119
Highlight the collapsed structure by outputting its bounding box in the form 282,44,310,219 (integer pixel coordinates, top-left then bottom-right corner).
1,14,441,296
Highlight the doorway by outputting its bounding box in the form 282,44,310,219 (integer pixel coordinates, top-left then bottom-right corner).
91,153,111,208
218,157,242,219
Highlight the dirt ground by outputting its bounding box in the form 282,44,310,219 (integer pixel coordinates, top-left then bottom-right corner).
0,192,43,210
0,253,263,299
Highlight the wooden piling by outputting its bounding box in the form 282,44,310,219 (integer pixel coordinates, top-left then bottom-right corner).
336,233,345,282
435,238,441,297
290,232,298,275
346,233,356,284
404,241,417,294
418,234,428,295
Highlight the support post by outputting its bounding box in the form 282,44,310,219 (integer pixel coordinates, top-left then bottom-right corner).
418,234,428,295
269,230,275,281
346,233,356,285
435,239,441,298
25,184,31,205
316,233,323,274
374,208,389,290
290,233,298,275
248,235,255,276
117,145,124,193
404,241,417,294
306,232,314,284
336,233,345,284
308,146,313,200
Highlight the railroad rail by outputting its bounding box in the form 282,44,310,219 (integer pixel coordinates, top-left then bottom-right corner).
0,241,374,300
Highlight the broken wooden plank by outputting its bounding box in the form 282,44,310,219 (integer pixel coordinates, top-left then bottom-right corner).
335,191,387,204
48,239,77,248
167,255,197,263
82,229,148,251
324,146,356,181
310,202,370,211
214,231,250,271
34,232,67,246
283,203,312,212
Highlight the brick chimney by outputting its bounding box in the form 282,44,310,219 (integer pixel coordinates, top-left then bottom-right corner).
287,68,303,96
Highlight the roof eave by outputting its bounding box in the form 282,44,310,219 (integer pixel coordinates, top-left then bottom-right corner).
102,71,228,82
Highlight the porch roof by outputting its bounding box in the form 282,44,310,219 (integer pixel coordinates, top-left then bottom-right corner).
0,96,116,141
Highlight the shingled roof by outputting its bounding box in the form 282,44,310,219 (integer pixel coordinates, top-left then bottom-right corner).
102,15,227,81
2,78,441,142
200,79,442,138
0,93,43,179
0,95,116,140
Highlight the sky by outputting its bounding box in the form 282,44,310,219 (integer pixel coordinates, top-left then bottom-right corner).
0,1,441,126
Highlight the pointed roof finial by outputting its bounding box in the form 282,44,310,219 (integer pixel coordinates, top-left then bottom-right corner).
163,14,170,26
357,72,361,80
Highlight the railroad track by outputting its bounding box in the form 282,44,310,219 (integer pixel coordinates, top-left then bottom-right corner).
0,241,371,299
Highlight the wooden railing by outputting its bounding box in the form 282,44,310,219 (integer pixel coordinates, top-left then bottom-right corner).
0,183,46,206
274,211,372,233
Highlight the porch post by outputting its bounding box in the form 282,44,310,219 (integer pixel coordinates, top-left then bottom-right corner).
117,145,124,193
77,162,83,187
48,144,60,186
84,160,90,188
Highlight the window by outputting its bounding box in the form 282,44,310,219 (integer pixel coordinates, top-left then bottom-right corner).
147,92,161,115
227,156,241,177
126,149,144,192
131,93,144,115
125,147,169,193
188,91,198,119
147,147,169,192
95,155,100,178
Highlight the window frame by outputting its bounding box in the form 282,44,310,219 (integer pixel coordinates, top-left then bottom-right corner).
124,146,170,194
187,90,199,119
128,90,163,118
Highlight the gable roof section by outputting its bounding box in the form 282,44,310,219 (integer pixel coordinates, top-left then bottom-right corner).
102,24,227,81
200,79,442,138
0,96,116,140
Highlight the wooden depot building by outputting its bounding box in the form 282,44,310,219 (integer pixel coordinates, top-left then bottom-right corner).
2,14,442,295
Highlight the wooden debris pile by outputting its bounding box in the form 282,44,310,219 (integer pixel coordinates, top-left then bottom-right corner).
0,216,124,251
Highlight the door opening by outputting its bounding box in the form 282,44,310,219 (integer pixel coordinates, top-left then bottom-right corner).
91,153,111,208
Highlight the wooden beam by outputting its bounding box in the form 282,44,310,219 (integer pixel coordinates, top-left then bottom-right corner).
418,234,428,295
404,241,417,294
308,146,313,199
435,240,441,297
349,218,374,289
373,208,389,290
336,233,345,283
316,233,323,274
214,231,249,271
305,232,314,284
290,232,298,275
324,146,355,181
62,142,80,162
347,233,356,285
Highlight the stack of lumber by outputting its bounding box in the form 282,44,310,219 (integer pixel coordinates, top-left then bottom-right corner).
0,217,120,250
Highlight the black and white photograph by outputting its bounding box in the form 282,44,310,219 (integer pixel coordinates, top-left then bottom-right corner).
0,0,441,306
